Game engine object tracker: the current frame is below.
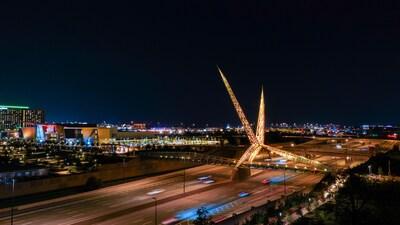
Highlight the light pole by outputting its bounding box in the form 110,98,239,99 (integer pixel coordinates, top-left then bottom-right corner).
283,168,286,195
122,158,126,180
11,178,15,225
183,169,186,194
152,197,157,225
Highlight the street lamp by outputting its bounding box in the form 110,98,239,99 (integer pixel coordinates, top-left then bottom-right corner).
183,169,186,194
10,178,15,225
152,197,157,225
283,168,286,195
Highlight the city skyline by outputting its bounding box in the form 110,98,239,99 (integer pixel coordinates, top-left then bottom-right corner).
2,103,398,128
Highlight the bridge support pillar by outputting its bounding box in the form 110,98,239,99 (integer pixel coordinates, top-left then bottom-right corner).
231,167,251,181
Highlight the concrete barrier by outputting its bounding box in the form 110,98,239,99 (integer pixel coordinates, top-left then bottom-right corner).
231,167,251,181
0,159,194,200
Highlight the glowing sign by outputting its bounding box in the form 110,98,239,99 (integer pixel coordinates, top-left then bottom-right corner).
0,105,29,110
37,125,57,141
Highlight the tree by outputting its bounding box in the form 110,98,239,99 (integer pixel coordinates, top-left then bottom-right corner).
242,213,266,225
193,207,214,225
335,174,374,225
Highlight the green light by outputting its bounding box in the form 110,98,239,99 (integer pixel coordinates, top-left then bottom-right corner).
0,105,30,110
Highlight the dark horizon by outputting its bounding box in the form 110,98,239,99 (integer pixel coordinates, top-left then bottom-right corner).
1,1,400,125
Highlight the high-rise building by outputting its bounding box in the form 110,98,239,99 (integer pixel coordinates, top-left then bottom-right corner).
0,105,45,130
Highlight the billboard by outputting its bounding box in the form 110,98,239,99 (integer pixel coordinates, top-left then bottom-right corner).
36,124,62,142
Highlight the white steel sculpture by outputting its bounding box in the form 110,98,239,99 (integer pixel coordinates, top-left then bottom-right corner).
218,67,328,171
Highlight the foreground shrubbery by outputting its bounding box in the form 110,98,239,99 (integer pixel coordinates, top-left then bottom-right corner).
294,173,400,225
351,149,400,176
233,172,340,225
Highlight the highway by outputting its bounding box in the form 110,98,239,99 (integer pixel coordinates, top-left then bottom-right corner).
265,138,379,170
94,171,322,225
0,165,323,225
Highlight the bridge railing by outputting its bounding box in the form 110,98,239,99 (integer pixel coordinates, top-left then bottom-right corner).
138,150,330,173
138,150,237,166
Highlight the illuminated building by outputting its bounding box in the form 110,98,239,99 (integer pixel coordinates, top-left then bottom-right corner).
21,127,36,140
36,124,64,142
0,105,45,130
132,123,147,130
63,124,116,146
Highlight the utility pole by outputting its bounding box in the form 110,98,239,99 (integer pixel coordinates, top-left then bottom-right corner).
388,160,391,177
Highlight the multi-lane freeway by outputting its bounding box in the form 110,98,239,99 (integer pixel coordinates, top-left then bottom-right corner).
94,171,322,225
0,165,323,225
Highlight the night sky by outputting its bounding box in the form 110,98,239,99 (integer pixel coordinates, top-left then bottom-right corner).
1,1,399,126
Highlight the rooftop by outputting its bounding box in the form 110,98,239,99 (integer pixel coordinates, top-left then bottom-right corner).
0,105,30,110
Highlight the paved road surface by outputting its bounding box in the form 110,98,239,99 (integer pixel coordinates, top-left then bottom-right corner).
0,166,322,225
94,171,322,225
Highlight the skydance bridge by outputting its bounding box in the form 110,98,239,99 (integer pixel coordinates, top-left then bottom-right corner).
218,67,329,172
140,68,330,173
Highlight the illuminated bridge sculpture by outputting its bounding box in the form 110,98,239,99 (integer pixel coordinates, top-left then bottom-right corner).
218,68,329,171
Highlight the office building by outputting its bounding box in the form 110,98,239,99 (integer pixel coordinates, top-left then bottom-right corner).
0,105,45,130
